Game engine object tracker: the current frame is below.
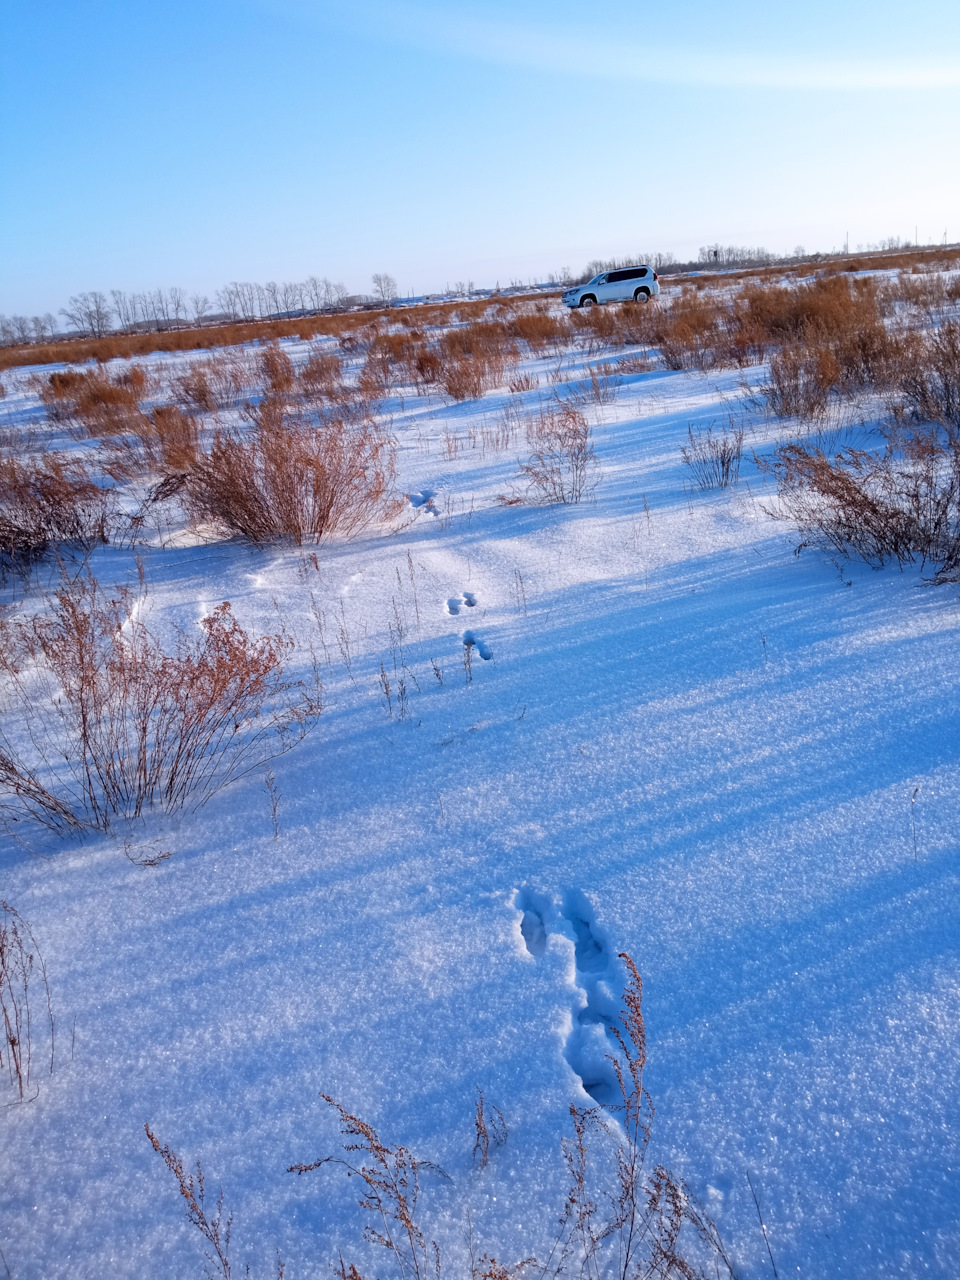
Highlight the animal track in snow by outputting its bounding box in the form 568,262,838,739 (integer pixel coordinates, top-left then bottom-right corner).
560,891,621,1105
462,631,493,660
445,591,478,616
516,886,552,957
409,489,438,516
513,887,623,1105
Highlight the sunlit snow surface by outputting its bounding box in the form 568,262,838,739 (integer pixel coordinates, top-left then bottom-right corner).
1,331,959,1279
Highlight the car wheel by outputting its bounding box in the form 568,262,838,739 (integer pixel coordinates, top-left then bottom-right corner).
633,287,651,303
579,294,597,308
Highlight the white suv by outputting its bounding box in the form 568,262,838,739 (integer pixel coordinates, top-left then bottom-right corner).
562,266,660,308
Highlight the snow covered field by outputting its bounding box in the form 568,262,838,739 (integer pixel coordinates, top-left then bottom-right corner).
1,299,959,1279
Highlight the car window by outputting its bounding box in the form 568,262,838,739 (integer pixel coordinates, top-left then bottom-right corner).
608,270,627,283
625,269,643,280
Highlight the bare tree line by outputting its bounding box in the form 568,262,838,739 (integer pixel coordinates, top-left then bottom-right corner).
1,275,356,346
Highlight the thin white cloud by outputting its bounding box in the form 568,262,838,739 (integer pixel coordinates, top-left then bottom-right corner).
274,0,960,91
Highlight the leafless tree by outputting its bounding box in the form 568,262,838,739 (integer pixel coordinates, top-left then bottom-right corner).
305,276,325,312
371,273,398,303
110,290,137,333
190,293,210,326
326,279,348,307
264,281,281,318
281,281,304,314
168,286,188,329
60,291,113,338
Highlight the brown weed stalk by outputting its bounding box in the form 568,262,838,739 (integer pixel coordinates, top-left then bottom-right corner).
0,900,54,1103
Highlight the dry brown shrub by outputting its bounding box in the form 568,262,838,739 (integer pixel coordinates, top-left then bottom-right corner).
763,429,960,578
520,403,597,503
37,367,146,435
736,275,888,347
96,403,202,482
0,451,108,576
185,406,396,544
570,304,619,345
441,355,489,402
897,319,960,431
150,405,199,470
0,567,321,834
653,289,727,371
175,350,254,412
411,345,441,393
258,342,295,395
880,271,953,319
507,312,568,354
766,344,842,419
298,350,346,402
433,319,520,398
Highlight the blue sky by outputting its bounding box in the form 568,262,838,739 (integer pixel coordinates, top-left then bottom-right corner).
3,0,960,314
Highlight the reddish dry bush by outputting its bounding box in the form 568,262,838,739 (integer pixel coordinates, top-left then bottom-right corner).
258,342,295,395
0,568,321,833
441,354,489,402
0,451,108,575
298,350,344,402
149,405,199,471
432,320,519,399
570,304,620,346
37,367,146,435
411,346,441,392
507,312,569,354
185,408,395,544
96,403,202,481
653,289,728,370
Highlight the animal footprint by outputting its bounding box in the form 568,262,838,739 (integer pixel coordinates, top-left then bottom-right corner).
446,591,478,615
516,887,552,957
513,887,623,1106
410,489,438,516
462,631,493,660
560,891,621,1105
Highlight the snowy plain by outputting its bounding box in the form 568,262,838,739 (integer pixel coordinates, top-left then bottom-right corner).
1,304,959,1279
